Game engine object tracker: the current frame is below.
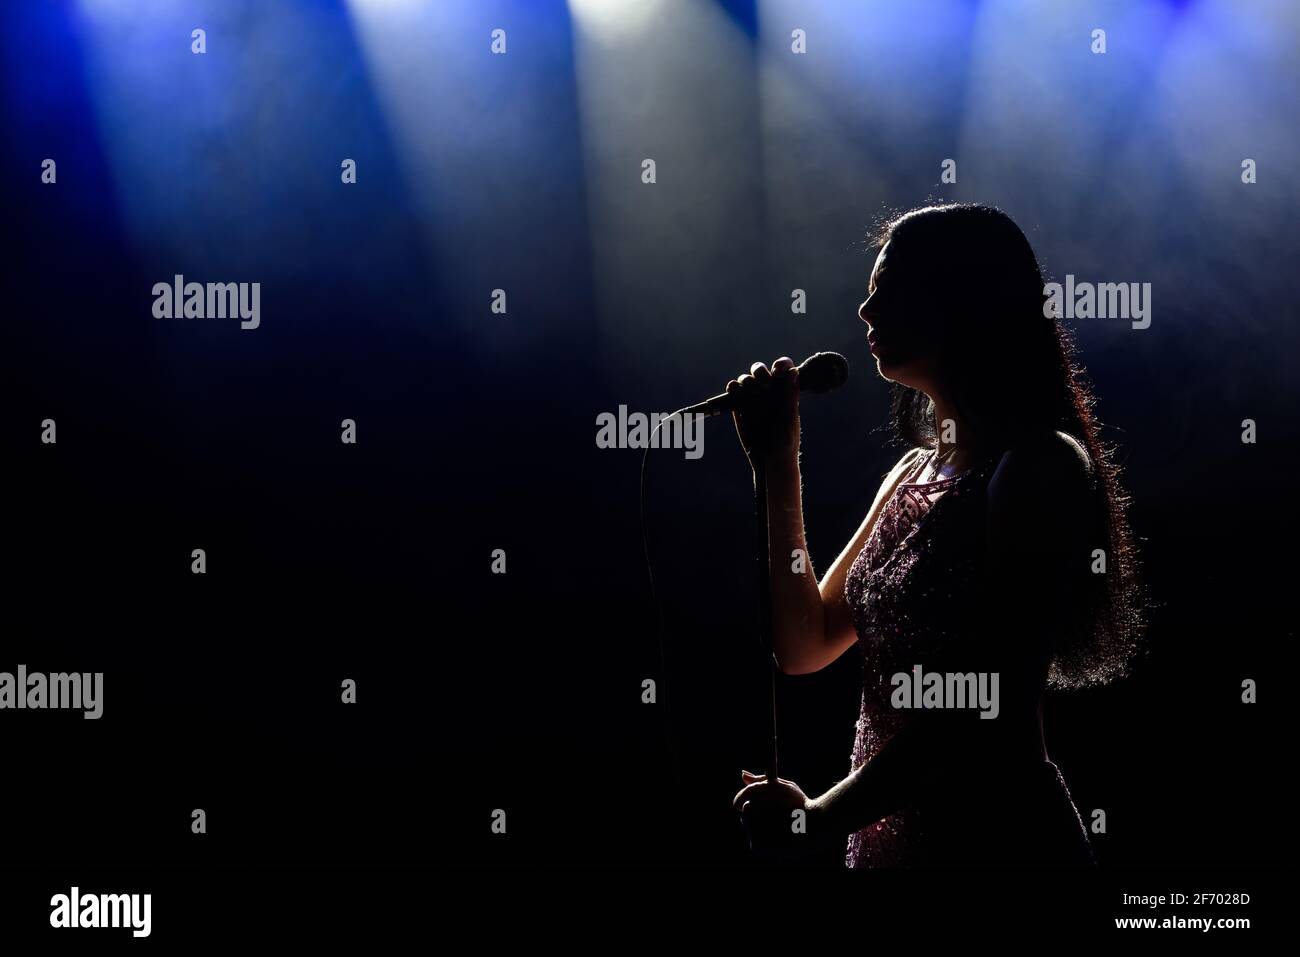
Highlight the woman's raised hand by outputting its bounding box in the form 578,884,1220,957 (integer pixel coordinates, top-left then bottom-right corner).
725,357,800,470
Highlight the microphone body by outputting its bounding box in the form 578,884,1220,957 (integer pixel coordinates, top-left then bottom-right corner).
676,351,850,418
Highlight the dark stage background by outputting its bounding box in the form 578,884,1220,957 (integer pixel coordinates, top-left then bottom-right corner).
4,0,1295,875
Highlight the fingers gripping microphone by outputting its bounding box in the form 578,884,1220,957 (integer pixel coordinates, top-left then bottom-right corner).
677,351,850,418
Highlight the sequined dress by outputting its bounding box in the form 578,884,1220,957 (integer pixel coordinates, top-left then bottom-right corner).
842,447,1094,868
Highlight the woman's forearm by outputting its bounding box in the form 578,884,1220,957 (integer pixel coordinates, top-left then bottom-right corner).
808,721,928,842
763,454,828,673
807,714,990,844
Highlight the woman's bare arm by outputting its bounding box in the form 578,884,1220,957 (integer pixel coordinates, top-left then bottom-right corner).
724,357,926,676
766,447,926,675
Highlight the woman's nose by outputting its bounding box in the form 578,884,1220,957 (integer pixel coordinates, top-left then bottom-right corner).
858,297,873,326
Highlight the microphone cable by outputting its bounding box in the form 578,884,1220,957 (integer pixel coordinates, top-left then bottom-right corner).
639,410,691,795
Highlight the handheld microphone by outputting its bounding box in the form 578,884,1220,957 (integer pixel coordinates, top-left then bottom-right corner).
676,351,850,418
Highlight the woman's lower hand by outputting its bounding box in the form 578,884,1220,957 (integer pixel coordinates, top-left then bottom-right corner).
733,769,815,854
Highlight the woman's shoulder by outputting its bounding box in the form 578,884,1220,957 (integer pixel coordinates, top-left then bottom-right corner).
892,446,930,473
988,431,1095,515
997,430,1092,478
879,446,930,485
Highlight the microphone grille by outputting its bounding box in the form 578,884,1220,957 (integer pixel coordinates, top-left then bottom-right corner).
797,351,850,394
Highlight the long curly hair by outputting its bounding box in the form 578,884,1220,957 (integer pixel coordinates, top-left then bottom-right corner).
871,203,1144,688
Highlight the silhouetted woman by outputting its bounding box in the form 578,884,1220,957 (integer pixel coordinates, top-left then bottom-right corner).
729,203,1142,867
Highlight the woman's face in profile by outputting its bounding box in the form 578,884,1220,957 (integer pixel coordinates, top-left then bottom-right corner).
858,239,943,392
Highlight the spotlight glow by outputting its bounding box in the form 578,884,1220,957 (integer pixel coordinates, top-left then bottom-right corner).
567,0,670,45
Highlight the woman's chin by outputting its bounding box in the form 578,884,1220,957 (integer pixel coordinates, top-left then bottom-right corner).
873,353,901,381
875,356,927,389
